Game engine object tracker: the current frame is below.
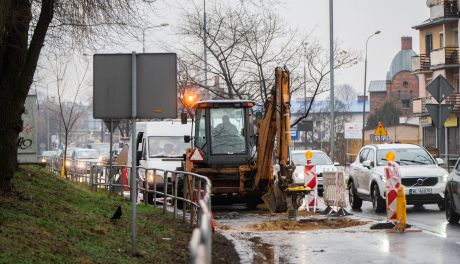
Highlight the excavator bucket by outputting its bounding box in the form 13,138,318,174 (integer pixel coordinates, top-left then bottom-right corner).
262,184,287,213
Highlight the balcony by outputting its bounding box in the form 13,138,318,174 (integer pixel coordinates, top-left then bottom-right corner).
445,93,460,114
412,55,431,72
430,1,458,20
412,96,436,115
430,47,459,68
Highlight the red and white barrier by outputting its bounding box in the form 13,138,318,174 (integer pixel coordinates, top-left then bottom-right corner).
303,163,317,211
385,160,401,222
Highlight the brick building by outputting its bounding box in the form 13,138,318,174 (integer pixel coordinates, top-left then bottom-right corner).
368,37,419,117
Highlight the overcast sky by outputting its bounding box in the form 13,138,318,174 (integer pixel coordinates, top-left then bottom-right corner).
46,0,430,101
137,0,430,97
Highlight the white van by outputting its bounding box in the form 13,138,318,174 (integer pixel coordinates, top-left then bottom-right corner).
136,120,192,201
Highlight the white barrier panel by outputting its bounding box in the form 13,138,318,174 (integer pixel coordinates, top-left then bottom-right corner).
323,171,347,210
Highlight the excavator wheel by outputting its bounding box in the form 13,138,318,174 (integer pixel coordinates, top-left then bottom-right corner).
262,184,287,213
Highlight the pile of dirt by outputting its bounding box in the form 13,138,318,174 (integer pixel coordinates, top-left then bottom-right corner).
247,217,367,231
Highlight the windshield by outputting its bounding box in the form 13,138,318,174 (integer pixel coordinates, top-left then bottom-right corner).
376,148,435,166
292,152,333,166
148,136,189,157
210,108,246,154
75,150,99,159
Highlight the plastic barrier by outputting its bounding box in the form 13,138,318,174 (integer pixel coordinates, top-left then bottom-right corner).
385,160,401,222
322,171,350,216
303,163,317,211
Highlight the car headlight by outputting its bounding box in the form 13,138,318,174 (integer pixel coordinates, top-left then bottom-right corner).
41,158,46,163
442,174,448,182
65,160,71,167
96,162,102,166
78,162,85,169
147,170,154,182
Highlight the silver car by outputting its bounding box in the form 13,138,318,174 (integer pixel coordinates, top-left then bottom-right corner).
346,144,448,213
291,150,338,195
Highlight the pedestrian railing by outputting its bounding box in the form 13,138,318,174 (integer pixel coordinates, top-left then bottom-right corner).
45,161,213,264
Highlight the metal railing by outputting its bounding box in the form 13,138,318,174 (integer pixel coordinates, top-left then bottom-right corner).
45,160,213,264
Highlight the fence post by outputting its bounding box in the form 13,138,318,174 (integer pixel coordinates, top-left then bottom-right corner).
144,169,148,206
163,171,168,214
174,172,178,219
183,174,187,223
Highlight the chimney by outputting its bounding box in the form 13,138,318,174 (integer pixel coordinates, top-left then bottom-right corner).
401,36,412,50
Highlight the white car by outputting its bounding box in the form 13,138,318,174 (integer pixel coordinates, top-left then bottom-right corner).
291,150,338,195
346,144,448,212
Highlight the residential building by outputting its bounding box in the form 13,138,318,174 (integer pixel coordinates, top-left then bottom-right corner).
412,0,460,158
368,37,419,117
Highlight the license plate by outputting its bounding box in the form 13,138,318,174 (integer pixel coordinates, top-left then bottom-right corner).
409,188,432,194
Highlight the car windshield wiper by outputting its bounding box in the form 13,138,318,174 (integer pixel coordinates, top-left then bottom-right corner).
399,159,428,165
380,158,401,165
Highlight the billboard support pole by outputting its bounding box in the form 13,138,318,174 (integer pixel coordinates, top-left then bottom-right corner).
130,51,137,255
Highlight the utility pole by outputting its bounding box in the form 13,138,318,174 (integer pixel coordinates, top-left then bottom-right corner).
303,43,307,146
203,0,208,89
329,0,335,160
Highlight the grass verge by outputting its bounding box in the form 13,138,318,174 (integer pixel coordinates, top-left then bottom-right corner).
0,165,191,264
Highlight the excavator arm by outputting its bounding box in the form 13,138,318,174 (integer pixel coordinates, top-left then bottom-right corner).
254,67,300,212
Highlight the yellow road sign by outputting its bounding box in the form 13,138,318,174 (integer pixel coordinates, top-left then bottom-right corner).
374,122,388,136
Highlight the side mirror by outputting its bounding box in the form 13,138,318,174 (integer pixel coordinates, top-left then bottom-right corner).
362,160,373,168
334,162,340,166
184,135,191,143
181,112,188,124
436,158,445,165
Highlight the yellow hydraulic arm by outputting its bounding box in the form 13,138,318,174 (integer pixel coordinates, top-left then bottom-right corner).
254,67,295,212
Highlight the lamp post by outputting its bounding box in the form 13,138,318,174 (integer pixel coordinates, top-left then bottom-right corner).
203,0,208,89
329,0,335,160
142,23,169,53
361,30,381,146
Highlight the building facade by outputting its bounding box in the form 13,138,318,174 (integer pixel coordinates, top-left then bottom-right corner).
412,0,460,158
369,37,419,117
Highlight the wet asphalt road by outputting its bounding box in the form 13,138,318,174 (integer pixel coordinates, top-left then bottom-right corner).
214,200,460,264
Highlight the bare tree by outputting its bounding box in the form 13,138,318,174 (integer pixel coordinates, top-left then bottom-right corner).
291,41,359,128
0,0,147,193
177,1,306,105
47,54,89,177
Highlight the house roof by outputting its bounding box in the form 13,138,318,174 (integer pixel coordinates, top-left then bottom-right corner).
368,80,387,92
291,98,369,114
386,49,417,80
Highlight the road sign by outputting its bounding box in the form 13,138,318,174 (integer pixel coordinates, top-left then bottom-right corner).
344,122,362,139
373,122,388,136
426,104,454,127
290,130,299,140
298,120,313,131
93,53,177,119
104,120,120,133
427,75,453,103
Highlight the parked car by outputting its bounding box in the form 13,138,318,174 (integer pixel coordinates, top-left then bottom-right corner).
39,150,57,163
445,158,460,224
347,144,448,213
290,149,338,195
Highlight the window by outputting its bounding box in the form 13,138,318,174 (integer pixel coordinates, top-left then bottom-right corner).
366,149,375,163
148,136,189,158
359,149,369,163
440,33,444,48
195,109,207,149
402,81,409,88
425,34,433,54
376,148,435,166
402,99,410,108
210,108,246,154
292,152,333,166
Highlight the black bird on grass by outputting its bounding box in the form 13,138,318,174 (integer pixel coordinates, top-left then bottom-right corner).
111,205,122,221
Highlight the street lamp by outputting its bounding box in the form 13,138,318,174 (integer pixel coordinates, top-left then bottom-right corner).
361,30,381,146
142,23,169,52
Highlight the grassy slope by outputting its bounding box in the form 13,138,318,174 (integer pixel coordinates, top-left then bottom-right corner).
0,166,190,264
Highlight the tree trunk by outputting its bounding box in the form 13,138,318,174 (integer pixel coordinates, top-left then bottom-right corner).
63,131,69,178
0,0,54,194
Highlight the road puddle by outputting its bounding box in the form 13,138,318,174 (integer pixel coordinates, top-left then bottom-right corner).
247,217,368,231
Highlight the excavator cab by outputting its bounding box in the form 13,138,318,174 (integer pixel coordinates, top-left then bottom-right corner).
192,100,257,168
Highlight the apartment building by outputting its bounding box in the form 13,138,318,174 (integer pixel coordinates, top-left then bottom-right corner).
412,0,460,157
